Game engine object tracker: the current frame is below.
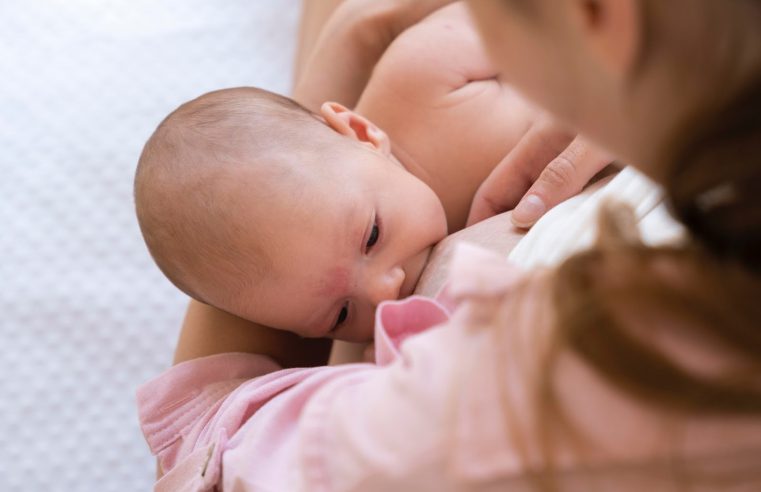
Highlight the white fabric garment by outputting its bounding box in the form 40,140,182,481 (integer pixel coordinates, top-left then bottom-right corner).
509,166,685,268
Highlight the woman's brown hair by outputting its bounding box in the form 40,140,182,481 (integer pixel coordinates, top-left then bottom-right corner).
550,66,761,416
536,2,761,485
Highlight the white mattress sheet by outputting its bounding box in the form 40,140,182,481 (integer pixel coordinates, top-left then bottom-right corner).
0,2,299,490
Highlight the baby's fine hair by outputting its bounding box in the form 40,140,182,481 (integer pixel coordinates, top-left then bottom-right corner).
134,87,330,306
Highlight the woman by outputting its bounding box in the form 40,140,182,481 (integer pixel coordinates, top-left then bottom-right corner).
138,0,761,490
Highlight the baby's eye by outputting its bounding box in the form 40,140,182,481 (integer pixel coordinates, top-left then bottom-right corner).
333,304,349,330
366,223,379,251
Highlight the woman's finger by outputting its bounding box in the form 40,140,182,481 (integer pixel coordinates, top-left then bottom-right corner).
511,137,615,228
467,119,574,226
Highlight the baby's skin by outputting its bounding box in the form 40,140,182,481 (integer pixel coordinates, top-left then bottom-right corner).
356,3,537,232
135,4,537,344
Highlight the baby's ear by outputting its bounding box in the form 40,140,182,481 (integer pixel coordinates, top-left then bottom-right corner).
320,102,391,156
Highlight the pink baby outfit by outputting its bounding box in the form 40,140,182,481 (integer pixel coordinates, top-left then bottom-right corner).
137,244,761,491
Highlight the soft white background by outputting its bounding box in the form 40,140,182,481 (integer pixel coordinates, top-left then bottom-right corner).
0,1,299,490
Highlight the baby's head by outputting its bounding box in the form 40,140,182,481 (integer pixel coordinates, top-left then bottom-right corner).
135,87,447,342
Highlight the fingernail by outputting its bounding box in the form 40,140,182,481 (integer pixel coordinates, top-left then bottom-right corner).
513,195,545,227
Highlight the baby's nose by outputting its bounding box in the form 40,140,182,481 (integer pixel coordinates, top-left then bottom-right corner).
367,266,405,306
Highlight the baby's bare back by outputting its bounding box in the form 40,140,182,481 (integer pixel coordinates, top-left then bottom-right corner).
355,3,537,232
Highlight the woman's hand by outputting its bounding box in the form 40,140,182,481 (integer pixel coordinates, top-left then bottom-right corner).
415,211,526,297
467,117,617,229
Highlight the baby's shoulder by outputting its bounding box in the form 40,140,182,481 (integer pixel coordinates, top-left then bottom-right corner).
370,3,497,98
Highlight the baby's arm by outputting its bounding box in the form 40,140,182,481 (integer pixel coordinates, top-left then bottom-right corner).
328,340,374,365
293,0,345,84
293,0,457,111
174,300,331,367
357,2,504,117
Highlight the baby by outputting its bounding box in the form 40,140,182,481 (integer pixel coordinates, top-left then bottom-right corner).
135,4,537,343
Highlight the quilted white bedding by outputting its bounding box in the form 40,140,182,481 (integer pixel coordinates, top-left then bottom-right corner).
0,2,298,490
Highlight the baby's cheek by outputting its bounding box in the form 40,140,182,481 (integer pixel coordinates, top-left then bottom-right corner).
315,266,351,298
429,204,449,243
410,190,447,238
